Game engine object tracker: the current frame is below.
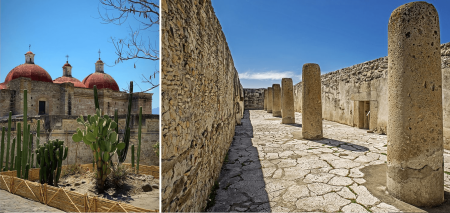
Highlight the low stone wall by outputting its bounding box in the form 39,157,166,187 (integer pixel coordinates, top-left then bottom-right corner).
161,0,243,211
294,42,450,147
244,88,264,110
0,114,160,167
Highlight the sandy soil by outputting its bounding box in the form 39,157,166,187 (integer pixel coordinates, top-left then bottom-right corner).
38,167,160,211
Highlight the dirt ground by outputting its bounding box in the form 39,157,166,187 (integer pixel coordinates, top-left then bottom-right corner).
40,167,160,211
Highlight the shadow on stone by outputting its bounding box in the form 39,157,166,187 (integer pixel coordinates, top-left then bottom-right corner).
361,164,450,213
283,123,302,128
207,110,271,212
311,137,369,152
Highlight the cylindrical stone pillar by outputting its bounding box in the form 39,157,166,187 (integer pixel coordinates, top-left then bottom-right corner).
267,87,273,113
282,78,295,124
272,84,281,117
387,2,443,207
264,89,268,111
302,63,322,139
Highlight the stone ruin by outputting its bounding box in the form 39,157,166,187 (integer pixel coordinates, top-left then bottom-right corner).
162,0,450,211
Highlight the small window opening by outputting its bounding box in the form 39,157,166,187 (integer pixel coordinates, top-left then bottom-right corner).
39,101,46,115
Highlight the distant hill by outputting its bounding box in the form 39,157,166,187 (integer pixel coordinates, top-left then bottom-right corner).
152,107,160,115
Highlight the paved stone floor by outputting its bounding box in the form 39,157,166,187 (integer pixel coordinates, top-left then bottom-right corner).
0,189,62,212
208,110,450,212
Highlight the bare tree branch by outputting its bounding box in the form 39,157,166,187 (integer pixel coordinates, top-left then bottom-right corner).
99,0,160,92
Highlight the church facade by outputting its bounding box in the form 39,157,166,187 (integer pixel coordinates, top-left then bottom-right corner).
0,51,152,117
0,51,159,166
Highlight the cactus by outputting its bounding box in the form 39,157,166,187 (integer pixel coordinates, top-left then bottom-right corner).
72,108,125,192
28,130,32,167
36,120,40,168
5,112,11,171
36,139,67,186
131,144,135,171
10,138,15,170
137,107,142,174
16,122,21,177
118,81,133,163
1,127,4,169
21,90,29,179
94,85,99,110
31,153,34,170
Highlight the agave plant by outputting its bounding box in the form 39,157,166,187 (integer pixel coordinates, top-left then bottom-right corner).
72,108,125,192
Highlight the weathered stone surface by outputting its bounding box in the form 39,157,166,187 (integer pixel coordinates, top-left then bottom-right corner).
161,0,243,211
264,89,267,111
244,88,264,110
302,63,323,139
387,1,444,207
341,203,369,213
208,110,450,212
272,84,281,117
267,87,273,113
281,78,295,124
292,44,450,138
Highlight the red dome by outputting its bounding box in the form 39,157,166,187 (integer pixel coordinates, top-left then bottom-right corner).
0,82,6,89
82,73,119,91
4,64,53,84
53,76,86,88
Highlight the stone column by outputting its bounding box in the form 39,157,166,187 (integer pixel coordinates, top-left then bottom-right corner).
302,63,322,139
281,78,295,124
264,89,268,111
267,87,273,113
272,84,281,117
387,2,443,207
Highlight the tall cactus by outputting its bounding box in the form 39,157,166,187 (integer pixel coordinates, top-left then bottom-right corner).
36,139,67,186
94,85,99,111
22,89,29,179
36,119,40,168
137,107,142,174
1,127,4,170
5,112,11,171
10,138,15,171
118,81,133,163
131,144,135,171
16,123,21,178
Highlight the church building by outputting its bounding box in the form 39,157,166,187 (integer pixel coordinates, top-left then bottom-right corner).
0,51,152,117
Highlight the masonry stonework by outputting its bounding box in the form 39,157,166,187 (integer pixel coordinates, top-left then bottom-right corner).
243,88,264,110
161,0,243,211
281,78,295,124
0,114,159,168
267,87,273,113
387,2,443,206
272,84,281,117
293,42,450,145
301,63,323,139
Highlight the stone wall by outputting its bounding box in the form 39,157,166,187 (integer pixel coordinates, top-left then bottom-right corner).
294,42,450,146
0,114,160,167
161,0,243,211
244,88,264,110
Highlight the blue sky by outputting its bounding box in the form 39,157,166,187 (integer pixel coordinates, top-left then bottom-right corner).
212,0,450,88
0,0,159,113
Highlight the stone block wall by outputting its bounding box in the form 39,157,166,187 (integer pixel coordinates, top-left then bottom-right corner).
0,114,159,168
294,42,450,146
244,88,264,110
161,0,243,211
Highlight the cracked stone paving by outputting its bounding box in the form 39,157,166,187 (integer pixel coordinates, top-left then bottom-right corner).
207,110,450,212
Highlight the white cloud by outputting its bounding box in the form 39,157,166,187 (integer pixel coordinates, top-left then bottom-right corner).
239,71,301,80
